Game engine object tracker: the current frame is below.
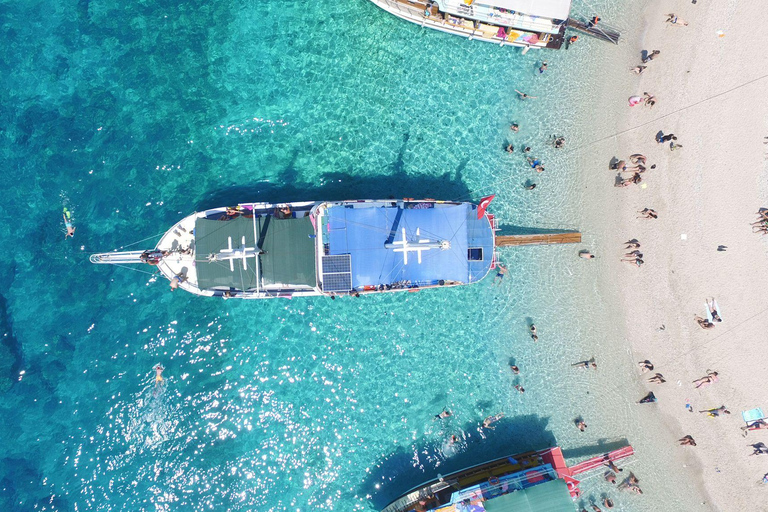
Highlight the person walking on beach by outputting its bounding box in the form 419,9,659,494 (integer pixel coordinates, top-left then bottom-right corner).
642,50,660,63
515,89,538,100
625,239,641,249
638,360,654,373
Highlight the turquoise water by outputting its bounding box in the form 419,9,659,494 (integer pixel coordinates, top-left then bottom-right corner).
0,0,708,511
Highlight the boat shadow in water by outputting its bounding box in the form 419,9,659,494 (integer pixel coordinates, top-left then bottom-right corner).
560,438,631,460
197,168,472,212
359,414,555,511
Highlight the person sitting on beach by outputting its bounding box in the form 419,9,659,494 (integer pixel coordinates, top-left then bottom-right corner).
638,391,657,404
482,414,503,429
575,418,588,431
630,65,647,74
604,471,617,484
630,154,647,164
625,239,641,249
572,357,597,370
515,89,537,100
693,370,719,388
620,163,646,175
706,298,722,322
749,442,768,456
637,208,658,219
694,315,715,330
643,92,656,107
624,250,643,259
648,373,666,384
665,13,688,26
493,264,508,285
678,435,697,446
579,250,595,259
638,360,654,373
699,405,730,417
435,408,452,420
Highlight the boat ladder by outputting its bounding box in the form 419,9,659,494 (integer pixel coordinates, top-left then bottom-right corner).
89,250,150,265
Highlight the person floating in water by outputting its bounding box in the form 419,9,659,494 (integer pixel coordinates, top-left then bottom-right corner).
435,408,452,420
154,364,164,384
63,208,75,238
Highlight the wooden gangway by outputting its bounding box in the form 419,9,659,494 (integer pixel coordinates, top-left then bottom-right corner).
495,232,581,247
567,18,620,45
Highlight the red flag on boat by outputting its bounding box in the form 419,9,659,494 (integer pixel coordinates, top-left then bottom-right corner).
477,194,495,219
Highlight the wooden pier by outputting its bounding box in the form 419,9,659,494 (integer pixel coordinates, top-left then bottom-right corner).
495,232,582,247
567,18,620,45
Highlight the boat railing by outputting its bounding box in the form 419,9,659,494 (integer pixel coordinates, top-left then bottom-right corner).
89,250,149,265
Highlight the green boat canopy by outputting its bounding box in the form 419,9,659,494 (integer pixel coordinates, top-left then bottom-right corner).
194,216,316,291
482,479,575,512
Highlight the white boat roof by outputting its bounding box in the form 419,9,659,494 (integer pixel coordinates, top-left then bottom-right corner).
480,0,571,20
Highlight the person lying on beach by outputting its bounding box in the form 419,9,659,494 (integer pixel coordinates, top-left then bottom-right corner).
648,373,666,384
612,159,627,171
694,315,715,330
572,357,597,370
604,471,617,484
742,419,768,432
699,405,730,417
630,65,647,74
638,360,654,373
620,163,646,174
624,250,643,258
605,458,623,473
665,14,688,26
435,408,452,419
638,391,657,404
693,370,719,388
579,250,595,259
643,92,656,107
515,90,538,100
706,298,722,322
637,208,658,219
625,239,641,249
630,154,647,164
753,225,768,235
642,50,660,63
575,418,588,431
603,497,614,509
616,174,643,187
678,435,696,446
482,413,504,429
749,442,768,456
621,255,644,267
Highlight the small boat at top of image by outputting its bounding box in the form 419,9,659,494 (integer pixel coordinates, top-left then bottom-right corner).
366,0,621,51
90,198,498,299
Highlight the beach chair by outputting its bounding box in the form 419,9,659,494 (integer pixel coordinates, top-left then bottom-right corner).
742,407,765,426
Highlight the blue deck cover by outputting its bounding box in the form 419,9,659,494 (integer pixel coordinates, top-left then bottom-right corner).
326,203,493,288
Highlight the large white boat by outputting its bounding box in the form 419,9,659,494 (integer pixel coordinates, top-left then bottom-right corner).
90,199,497,299
367,0,572,50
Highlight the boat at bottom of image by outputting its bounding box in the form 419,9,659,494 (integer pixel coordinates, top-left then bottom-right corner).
381,444,634,512
90,198,497,299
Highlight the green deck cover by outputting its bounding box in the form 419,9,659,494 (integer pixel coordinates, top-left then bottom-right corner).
482,479,574,512
194,216,316,290
259,216,316,287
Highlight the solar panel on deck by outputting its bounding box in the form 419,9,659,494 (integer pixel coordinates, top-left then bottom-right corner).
322,254,352,292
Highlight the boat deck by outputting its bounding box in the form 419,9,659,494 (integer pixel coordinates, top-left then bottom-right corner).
156,214,199,294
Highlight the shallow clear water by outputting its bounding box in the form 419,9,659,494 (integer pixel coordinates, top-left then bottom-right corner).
0,0,708,510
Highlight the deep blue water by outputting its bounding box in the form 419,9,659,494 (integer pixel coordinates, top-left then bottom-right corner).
0,0,705,511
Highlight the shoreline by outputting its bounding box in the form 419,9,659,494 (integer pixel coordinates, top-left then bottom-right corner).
577,0,768,509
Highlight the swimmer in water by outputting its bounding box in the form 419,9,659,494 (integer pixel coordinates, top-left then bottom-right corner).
63,208,75,238
154,364,164,383
435,408,452,419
